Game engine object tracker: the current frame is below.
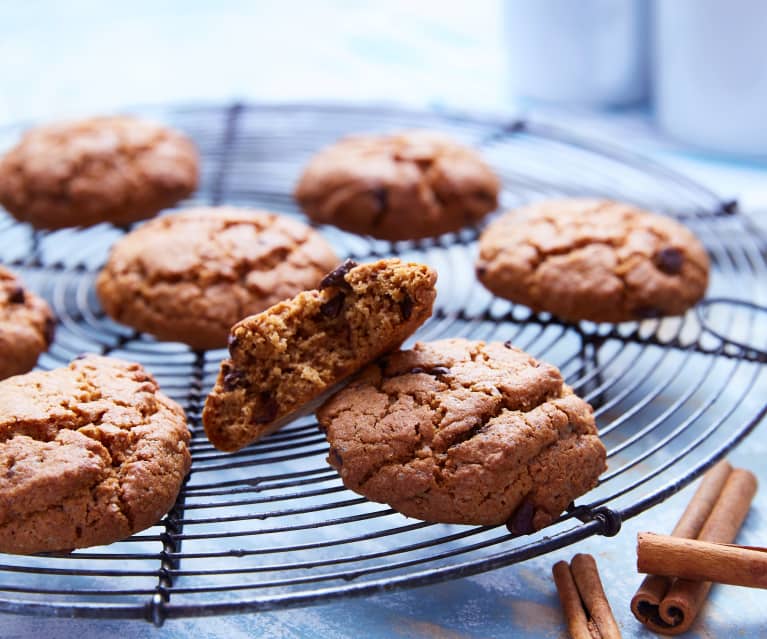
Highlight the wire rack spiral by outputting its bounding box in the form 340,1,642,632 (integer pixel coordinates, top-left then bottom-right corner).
0,103,765,626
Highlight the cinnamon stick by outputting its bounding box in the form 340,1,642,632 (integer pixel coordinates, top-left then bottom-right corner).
632,466,758,635
570,554,622,639
637,533,767,588
553,555,622,638
553,560,595,639
630,459,732,632
657,468,758,633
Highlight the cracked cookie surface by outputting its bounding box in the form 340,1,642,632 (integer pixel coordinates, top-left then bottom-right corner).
294,130,500,240
476,198,710,323
0,116,198,229
96,207,339,350
203,258,437,452
0,266,54,380
317,338,606,529
0,355,190,554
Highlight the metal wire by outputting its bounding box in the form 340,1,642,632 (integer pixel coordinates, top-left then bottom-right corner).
0,102,765,626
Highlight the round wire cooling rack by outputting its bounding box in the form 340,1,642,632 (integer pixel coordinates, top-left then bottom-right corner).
0,102,766,626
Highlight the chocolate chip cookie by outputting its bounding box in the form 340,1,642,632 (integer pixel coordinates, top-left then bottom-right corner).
0,356,190,554
203,258,437,452
294,130,500,240
0,266,54,380
0,116,198,229
317,338,607,530
476,198,710,323
96,207,339,350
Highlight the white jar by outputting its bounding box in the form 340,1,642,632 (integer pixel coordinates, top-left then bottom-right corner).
504,0,648,106
654,0,767,156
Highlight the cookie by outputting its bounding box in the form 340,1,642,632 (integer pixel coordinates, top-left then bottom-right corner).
0,266,54,380
0,355,190,554
0,116,198,229
203,258,437,452
317,339,607,530
96,207,339,350
294,130,500,241
476,198,710,323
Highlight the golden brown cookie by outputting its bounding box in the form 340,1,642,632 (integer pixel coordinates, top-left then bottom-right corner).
0,355,190,554
294,130,500,240
317,338,607,530
96,207,339,350
0,266,54,380
0,116,198,229
476,198,710,323
203,258,437,452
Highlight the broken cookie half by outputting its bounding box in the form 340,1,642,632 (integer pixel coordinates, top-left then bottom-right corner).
317,338,607,530
202,258,437,452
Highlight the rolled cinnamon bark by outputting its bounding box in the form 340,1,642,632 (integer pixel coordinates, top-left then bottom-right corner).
553,554,621,638
630,460,732,633
637,533,767,588
552,560,595,639
632,466,757,635
570,554,622,639
657,468,758,633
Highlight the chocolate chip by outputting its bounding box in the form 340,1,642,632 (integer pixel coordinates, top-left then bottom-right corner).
8,286,25,304
506,498,535,535
328,447,343,468
476,265,487,278
503,340,513,349
429,366,450,376
43,316,56,345
399,294,414,320
654,247,684,275
433,188,449,210
227,332,240,352
414,157,434,172
409,367,425,374
634,306,662,319
252,393,278,424
221,363,246,392
373,186,389,211
320,292,345,318
472,190,496,206
320,259,357,291
371,187,390,227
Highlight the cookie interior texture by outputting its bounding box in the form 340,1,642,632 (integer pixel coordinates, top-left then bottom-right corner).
294,130,500,241
202,258,438,452
0,356,190,554
476,198,710,323
0,115,199,229
96,207,339,350
317,339,607,530
0,266,55,380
